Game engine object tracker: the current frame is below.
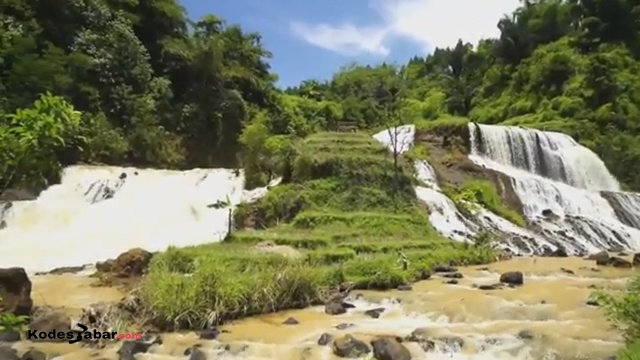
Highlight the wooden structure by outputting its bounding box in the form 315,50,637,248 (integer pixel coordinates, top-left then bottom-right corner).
336,121,358,132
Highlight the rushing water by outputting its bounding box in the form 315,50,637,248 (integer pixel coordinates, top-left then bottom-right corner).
14,257,630,360
0,166,277,272
468,123,640,254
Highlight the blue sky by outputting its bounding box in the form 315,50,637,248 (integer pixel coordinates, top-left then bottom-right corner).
179,0,521,88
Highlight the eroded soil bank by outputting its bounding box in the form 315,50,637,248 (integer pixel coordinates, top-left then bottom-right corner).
6,256,632,360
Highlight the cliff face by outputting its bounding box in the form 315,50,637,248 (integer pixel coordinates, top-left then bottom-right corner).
414,130,524,221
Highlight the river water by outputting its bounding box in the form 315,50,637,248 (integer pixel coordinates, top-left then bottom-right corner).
14,256,630,360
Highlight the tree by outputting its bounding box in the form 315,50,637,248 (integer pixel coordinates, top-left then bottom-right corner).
0,93,83,195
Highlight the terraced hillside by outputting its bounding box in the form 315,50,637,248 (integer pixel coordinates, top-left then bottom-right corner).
138,131,495,329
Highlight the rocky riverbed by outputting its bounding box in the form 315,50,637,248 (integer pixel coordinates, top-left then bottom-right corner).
0,250,636,360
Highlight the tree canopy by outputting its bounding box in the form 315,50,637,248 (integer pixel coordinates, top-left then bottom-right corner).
3,0,640,192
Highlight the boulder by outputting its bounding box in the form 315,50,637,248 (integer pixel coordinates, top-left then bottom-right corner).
634,253,640,266
317,333,333,346
0,267,33,316
332,334,370,358
608,256,632,268
588,251,609,265
499,271,523,286
404,328,435,352
28,307,72,343
371,337,411,360
364,307,385,319
111,248,153,277
96,259,114,273
324,301,354,315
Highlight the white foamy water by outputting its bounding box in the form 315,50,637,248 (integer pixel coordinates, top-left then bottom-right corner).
469,123,640,253
0,166,277,272
372,126,553,254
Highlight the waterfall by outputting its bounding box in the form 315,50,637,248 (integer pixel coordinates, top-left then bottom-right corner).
469,123,640,252
470,124,619,190
601,191,640,230
0,165,277,272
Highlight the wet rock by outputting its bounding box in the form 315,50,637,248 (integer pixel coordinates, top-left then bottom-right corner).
477,283,502,291
317,333,333,346
442,272,463,279
396,284,412,291
499,271,523,286
588,251,610,265
332,334,370,358
184,347,207,360
0,329,20,342
608,256,632,268
199,327,220,340
608,245,625,253
476,267,490,271
0,267,33,316
549,246,568,257
541,209,559,220
417,269,431,280
371,337,411,360
560,268,575,275
95,260,114,273
20,350,46,360
517,330,535,340
444,279,459,285
282,317,298,325
336,323,354,330
28,307,72,342
586,299,599,306
0,189,36,201
0,346,19,360
633,253,640,266
35,265,86,276
619,252,628,256
118,340,153,360
433,264,457,273
111,248,153,277
324,301,354,315
221,343,249,355
437,336,464,350
364,307,385,319
0,220,6,230
404,328,435,351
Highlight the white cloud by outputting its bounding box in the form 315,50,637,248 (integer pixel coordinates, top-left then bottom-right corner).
289,0,521,56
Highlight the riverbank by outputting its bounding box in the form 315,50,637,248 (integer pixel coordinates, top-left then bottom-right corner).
4,255,634,360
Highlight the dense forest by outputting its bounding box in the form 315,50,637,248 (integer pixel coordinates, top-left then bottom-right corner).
2,0,640,193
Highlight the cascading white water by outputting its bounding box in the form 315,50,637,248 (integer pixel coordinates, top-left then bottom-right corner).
372,125,554,254
601,191,640,230
472,124,619,190
0,165,277,272
469,123,640,253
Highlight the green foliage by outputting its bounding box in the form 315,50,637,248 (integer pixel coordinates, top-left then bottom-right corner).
0,93,82,192
141,130,497,329
0,297,29,332
443,181,525,226
595,275,640,344
0,313,28,332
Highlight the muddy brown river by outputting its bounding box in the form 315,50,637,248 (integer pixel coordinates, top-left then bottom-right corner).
11,257,632,359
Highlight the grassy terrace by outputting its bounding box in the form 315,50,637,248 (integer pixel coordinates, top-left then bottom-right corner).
139,131,496,330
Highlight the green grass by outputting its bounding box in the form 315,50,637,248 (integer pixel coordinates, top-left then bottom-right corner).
139,131,497,330
443,180,526,227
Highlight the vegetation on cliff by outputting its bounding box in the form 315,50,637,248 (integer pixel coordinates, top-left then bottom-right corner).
139,132,496,329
